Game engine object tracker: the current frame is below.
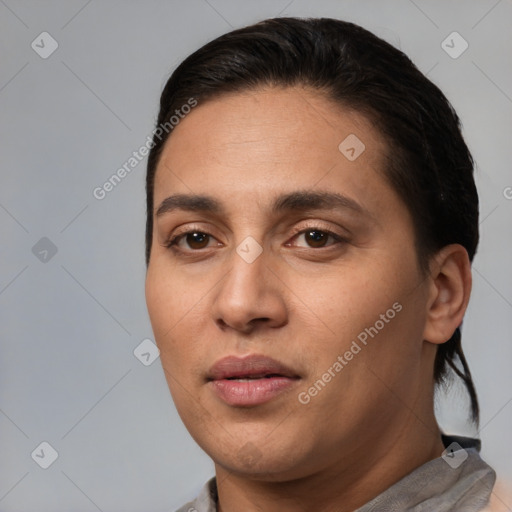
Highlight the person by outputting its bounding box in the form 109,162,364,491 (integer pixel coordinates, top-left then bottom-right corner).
144,17,496,511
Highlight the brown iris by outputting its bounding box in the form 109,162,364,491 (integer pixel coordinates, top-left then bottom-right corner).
186,232,210,249
304,230,328,248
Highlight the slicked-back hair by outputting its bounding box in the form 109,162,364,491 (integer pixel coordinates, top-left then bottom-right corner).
145,17,480,424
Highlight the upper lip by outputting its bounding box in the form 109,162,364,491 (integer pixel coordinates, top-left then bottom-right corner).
207,354,299,381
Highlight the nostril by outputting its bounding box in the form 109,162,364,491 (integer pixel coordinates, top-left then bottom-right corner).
251,317,271,324
216,318,229,330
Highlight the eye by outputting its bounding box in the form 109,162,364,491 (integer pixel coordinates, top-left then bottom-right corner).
289,228,345,248
166,231,220,250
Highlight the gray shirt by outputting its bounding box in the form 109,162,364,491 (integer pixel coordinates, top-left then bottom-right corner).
176,436,496,512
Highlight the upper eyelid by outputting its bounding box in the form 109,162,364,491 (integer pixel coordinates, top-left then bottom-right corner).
289,221,346,236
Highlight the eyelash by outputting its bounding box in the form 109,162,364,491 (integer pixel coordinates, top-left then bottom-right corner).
285,226,347,249
164,225,347,252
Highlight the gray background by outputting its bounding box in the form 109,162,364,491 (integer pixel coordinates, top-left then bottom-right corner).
1,0,511,510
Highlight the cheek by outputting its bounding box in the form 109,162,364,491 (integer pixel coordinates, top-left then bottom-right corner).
145,268,202,416
145,261,213,376
302,251,425,376
146,264,189,364
146,260,203,335
300,266,393,341
145,267,173,340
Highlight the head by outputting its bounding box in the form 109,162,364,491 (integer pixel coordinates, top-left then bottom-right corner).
144,17,479,478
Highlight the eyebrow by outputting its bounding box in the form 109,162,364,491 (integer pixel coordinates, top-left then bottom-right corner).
155,191,369,218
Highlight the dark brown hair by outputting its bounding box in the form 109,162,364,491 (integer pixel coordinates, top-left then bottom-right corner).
145,17,480,423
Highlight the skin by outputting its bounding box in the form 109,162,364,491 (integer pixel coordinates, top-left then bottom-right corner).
145,86,472,512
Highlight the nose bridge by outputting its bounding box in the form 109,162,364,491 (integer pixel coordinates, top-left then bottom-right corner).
212,237,288,331
223,236,268,302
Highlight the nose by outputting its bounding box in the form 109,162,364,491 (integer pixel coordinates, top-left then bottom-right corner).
211,244,288,334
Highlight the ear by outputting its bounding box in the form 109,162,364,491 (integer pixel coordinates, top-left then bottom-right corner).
423,244,472,345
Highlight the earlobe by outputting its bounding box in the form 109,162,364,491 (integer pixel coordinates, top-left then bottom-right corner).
422,244,472,345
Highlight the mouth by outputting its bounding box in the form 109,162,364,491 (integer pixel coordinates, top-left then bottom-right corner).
224,373,287,382
207,354,300,407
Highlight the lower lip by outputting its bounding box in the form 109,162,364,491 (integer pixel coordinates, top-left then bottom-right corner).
209,377,298,406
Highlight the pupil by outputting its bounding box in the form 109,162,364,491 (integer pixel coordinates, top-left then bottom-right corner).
307,230,326,247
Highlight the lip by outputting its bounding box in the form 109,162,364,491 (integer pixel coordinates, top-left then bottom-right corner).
207,354,300,407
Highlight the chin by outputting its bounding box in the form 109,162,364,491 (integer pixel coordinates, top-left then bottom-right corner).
202,431,317,481
219,454,307,481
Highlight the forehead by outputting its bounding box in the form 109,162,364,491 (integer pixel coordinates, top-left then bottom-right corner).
153,86,393,213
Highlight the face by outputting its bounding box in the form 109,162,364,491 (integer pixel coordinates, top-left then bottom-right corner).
145,86,436,480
